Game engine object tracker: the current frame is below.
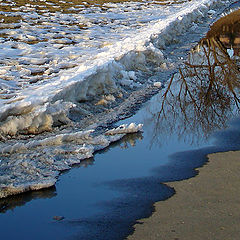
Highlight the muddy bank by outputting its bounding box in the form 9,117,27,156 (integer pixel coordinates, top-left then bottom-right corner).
128,151,240,240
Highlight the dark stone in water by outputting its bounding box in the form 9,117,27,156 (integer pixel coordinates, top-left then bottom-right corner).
53,216,65,221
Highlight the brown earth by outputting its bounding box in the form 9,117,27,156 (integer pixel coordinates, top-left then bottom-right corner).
128,151,240,240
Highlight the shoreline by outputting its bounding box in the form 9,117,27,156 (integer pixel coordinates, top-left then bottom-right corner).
128,150,240,240
0,0,218,198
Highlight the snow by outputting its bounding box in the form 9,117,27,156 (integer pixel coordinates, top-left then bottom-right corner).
0,123,143,198
0,0,232,137
0,0,237,198
105,123,143,135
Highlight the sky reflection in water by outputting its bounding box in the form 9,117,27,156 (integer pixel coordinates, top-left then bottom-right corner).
145,10,240,146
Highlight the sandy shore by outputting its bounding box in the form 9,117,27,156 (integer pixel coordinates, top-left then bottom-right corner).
128,151,240,240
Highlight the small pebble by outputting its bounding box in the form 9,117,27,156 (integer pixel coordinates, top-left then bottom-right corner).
53,216,64,221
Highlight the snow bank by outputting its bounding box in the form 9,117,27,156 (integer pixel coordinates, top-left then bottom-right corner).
0,0,233,137
0,123,143,198
0,0,236,198
0,101,74,136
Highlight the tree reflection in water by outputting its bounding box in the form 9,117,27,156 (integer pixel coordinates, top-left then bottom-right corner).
0,186,57,214
148,10,240,146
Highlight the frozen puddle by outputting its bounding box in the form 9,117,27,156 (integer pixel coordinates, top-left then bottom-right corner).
0,0,237,198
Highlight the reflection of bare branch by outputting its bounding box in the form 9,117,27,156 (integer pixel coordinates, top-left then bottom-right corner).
158,74,174,119
147,31,240,147
0,187,56,214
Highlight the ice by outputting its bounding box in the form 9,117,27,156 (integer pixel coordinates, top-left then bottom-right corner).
0,0,236,197
208,9,216,14
0,1,226,109
0,123,143,198
105,123,143,135
227,48,234,58
153,82,162,88
0,101,74,135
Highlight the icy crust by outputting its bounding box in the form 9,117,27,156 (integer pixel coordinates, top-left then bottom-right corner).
0,101,74,137
0,0,233,137
0,123,143,199
0,0,236,198
105,123,143,135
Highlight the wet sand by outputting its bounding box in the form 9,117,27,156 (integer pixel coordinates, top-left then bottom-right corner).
128,151,240,240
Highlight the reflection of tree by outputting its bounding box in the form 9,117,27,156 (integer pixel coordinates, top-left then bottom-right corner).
0,186,56,214
98,132,143,153
148,12,240,146
119,132,143,149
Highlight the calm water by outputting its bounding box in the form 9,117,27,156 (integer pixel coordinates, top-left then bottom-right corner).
1,2,240,240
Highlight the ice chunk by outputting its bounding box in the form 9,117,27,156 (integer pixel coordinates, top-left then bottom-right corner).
153,82,162,88
208,10,216,15
0,122,143,198
105,123,143,135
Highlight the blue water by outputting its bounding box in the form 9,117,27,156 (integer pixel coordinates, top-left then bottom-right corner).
1,90,240,239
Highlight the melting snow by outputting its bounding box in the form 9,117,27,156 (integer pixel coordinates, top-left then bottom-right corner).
0,0,236,198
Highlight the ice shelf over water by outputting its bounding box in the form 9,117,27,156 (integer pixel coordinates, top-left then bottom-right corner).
0,0,237,198
0,123,143,198
0,0,232,136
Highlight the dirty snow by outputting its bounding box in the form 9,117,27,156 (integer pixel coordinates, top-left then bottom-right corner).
0,0,236,198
